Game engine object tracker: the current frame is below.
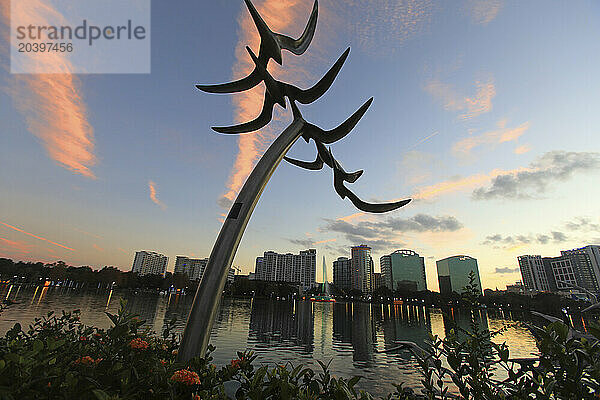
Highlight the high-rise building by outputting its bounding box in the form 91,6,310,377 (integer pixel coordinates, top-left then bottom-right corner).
174,256,234,283
544,250,598,294
174,256,208,281
380,250,427,292
518,255,550,292
436,255,482,295
373,272,384,290
333,257,352,291
351,245,373,293
132,251,168,277
253,249,316,289
560,245,600,292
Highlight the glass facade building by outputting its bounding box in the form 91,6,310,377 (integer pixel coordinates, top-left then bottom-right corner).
380,250,427,292
436,255,482,295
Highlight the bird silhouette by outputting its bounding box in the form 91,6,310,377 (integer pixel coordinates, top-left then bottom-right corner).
196,0,318,94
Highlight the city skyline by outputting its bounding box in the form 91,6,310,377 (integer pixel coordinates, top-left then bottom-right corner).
2,1,599,292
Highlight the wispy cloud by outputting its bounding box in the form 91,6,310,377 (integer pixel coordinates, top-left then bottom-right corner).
0,237,34,254
565,217,600,232
495,266,519,274
1,1,96,178
288,237,337,247
425,77,496,120
148,180,167,210
412,172,493,200
407,131,440,151
0,221,75,251
336,0,434,56
473,151,600,200
514,144,531,155
466,0,502,25
412,151,599,201
92,243,104,252
321,213,463,252
337,212,367,223
452,120,530,157
313,238,336,245
483,231,568,249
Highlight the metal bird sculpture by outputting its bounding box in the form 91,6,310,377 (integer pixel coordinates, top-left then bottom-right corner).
211,47,351,134
196,0,318,94
179,0,412,361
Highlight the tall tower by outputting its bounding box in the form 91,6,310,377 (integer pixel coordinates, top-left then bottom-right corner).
351,245,373,293
322,256,329,295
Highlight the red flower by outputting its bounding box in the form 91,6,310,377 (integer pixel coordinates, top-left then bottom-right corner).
73,356,95,366
79,336,88,341
160,359,168,366
129,338,149,350
170,369,201,386
230,359,241,369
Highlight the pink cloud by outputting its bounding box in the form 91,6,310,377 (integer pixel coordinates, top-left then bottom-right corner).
0,221,75,251
313,238,336,245
0,237,34,254
2,1,96,178
514,144,531,155
148,180,167,210
425,77,496,120
452,121,530,157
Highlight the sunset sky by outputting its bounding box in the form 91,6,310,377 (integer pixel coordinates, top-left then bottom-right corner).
1,0,599,291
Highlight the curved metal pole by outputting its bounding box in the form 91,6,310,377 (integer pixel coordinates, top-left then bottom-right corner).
177,117,305,361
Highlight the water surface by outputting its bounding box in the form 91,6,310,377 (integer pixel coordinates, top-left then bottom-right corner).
0,285,540,396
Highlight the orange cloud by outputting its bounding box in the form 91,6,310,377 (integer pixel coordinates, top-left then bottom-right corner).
452,121,530,157
148,180,167,210
92,243,104,252
0,237,33,254
2,1,96,178
412,166,530,200
466,0,502,25
412,173,492,200
514,144,531,155
0,221,76,251
313,238,336,245
425,77,496,120
337,212,367,223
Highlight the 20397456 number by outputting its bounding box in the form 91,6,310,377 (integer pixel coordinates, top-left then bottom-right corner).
17,42,73,53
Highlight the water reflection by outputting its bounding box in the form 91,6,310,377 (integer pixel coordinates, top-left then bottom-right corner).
249,299,314,354
0,285,546,397
381,304,432,355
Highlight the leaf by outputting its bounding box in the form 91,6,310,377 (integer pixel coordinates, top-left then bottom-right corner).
349,376,361,388
32,339,44,353
92,389,111,400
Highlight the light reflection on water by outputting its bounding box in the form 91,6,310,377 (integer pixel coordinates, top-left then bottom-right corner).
0,284,541,396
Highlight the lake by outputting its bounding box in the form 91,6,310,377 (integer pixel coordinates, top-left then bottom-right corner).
0,284,541,396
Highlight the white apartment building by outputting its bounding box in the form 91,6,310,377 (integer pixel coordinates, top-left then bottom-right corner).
517,255,550,292
132,251,168,277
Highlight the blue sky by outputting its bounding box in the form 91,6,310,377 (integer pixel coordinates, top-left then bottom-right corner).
1,0,599,291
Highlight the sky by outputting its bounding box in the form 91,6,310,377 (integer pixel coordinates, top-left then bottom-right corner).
1,0,600,291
